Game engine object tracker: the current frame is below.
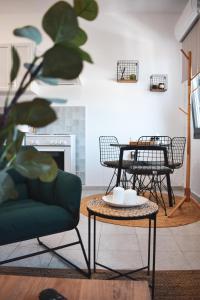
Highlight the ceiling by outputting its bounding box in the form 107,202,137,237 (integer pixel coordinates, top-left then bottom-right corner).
0,0,188,14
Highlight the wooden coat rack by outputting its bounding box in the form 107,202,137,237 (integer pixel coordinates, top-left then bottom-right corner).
168,49,193,217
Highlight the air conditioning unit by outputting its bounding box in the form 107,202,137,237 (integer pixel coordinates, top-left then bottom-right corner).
175,0,200,42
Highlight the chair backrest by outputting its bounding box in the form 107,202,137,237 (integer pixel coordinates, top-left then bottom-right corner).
138,136,186,170
138,136,172,147
169,137,186,169
133,145,169,169
99,136,120,166
137,136,172,164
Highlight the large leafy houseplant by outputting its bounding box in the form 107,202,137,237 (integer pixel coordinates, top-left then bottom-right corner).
0,0,98,202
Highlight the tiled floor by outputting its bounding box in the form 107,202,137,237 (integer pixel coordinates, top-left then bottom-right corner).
1,189,200,271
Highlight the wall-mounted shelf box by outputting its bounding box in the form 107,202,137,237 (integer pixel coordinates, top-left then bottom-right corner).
150,74,168,92
117,60,139,83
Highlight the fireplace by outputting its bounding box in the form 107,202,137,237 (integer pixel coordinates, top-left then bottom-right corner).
24,134,76,174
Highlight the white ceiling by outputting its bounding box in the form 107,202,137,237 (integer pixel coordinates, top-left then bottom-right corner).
0,0,188,14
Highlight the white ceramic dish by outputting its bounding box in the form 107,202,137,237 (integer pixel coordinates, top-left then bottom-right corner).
102,195,148,208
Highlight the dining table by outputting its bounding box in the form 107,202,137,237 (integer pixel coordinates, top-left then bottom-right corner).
110,142,174,208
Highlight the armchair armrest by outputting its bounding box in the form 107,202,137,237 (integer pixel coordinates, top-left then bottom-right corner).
55,170,82,220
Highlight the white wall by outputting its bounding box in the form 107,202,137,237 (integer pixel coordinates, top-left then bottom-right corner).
0,4,185,187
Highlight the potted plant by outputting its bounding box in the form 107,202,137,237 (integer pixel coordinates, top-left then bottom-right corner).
0,0,98,202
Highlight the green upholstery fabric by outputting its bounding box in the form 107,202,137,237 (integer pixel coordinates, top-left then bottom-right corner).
0,199,75,245
0,168,82,246
8,169,29,200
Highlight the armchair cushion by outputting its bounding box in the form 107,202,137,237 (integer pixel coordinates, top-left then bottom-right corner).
0,198,75,246
0,168,82,246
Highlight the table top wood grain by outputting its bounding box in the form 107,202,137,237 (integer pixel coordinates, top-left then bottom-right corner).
0,275,151,300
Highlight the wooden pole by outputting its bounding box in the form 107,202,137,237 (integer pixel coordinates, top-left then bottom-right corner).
185,50,192,201
168,50,192,217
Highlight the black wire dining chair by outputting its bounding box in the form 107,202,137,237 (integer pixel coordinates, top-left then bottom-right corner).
117,144,173,216
133,136,174,208
99,136,133,194
168,137,186,170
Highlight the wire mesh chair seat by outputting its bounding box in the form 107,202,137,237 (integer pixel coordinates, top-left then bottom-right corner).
130,164,173,175
99,136,133,194
103,159,133,169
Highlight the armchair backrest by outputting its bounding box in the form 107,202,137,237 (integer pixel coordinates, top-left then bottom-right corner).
7,169,29,201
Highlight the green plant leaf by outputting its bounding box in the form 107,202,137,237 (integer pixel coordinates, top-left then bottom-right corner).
5,129,24,162
61,41,93,63
14,149,58,182
78,48,93,63
74,0,98,21
36,75,59,85
42,1,78,43
0,114,15,147
42,44,83,79
24,63,59,85
10,46,20,82
71,28,87,46
13,26,42,44
0,170,17,204
10,98,57,128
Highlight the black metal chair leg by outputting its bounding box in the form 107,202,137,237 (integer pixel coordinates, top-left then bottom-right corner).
37,229,90,278
105,169,117,195
157,176,167,216
75,228,90,275
166,173,173,207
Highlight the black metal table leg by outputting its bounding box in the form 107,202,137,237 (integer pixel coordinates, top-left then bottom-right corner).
152,215,157,300
166,173,173,207
148,218,151,275
93,214,96,272
87,200,158,295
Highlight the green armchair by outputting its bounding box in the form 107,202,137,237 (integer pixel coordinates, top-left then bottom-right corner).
0,168,89,276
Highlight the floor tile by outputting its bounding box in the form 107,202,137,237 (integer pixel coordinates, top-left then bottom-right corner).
184,251,200,269
170,221,200,236
7,245,52,268
101,223,136,235
0,243,20,262
49,249,88,269
99,234,140,251
97,250,143,270
141,250,191,270
137,234,180,252
61,221,101,251
175,235,200,251
136,227,172,237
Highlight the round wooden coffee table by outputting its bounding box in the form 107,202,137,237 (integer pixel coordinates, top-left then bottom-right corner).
87,198,158,300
